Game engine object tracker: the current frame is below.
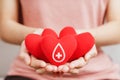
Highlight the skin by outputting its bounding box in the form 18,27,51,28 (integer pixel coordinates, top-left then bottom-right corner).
1,0,120,74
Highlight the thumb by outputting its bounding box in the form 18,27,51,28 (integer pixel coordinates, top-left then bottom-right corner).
19,41,31,65
20,51,31,65
84,45,97,61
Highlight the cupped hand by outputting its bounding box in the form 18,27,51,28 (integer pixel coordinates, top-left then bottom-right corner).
58,44,97,74
19,29,97,74
19,29,58,74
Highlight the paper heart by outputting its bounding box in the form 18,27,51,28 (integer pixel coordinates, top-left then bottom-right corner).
69,32,95,61
41,28,58,37
59,27,95,62
25,27,95,66
25,34,48,62
25,28,58,63
41,35,77,66
59,26,76,37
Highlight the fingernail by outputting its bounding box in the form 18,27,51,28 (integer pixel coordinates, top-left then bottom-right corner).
70,63,75,69
62,66,69,73
85,54,91,61
58,65,64,72
46,65,53,72
53,66,58,72
40,61,46,67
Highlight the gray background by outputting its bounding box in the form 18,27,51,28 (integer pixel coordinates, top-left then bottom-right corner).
0,40,120,77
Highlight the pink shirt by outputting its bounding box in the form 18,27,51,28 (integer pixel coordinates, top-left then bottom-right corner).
8,0,120,80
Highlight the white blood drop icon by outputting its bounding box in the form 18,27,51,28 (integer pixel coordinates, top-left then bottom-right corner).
52,43,66,62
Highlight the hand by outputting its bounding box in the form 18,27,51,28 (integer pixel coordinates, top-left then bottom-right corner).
19,29,58,74
58,45,97,74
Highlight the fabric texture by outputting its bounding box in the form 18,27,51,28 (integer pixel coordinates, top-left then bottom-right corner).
5,75,32,80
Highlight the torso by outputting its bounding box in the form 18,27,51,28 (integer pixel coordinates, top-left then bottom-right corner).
7,0,120,79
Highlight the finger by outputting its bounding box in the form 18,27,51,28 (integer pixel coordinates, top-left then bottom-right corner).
58,63,70,73
70,68,80,74
84,45,97,61
45,64,54,72
36,65,57,74
58,65,65,72
36,68,46,74
19,41,30,65
52,65,58,72
69,57,86,69
20,51,31,65
61,65,70,73
30,56,46,69
19,41,27,58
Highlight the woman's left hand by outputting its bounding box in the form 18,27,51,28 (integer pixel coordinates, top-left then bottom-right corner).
19,29,58,74
58,44,97,74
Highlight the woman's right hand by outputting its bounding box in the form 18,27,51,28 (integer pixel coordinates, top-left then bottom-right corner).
19,29,58,74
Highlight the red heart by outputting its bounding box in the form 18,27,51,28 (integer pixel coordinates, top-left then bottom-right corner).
59,27,95,62
25,34,49,62
25,28,58,62
59,26,76,37
41,28,58,37
69,32,95,61
25,27,95,66
41,35,77,66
